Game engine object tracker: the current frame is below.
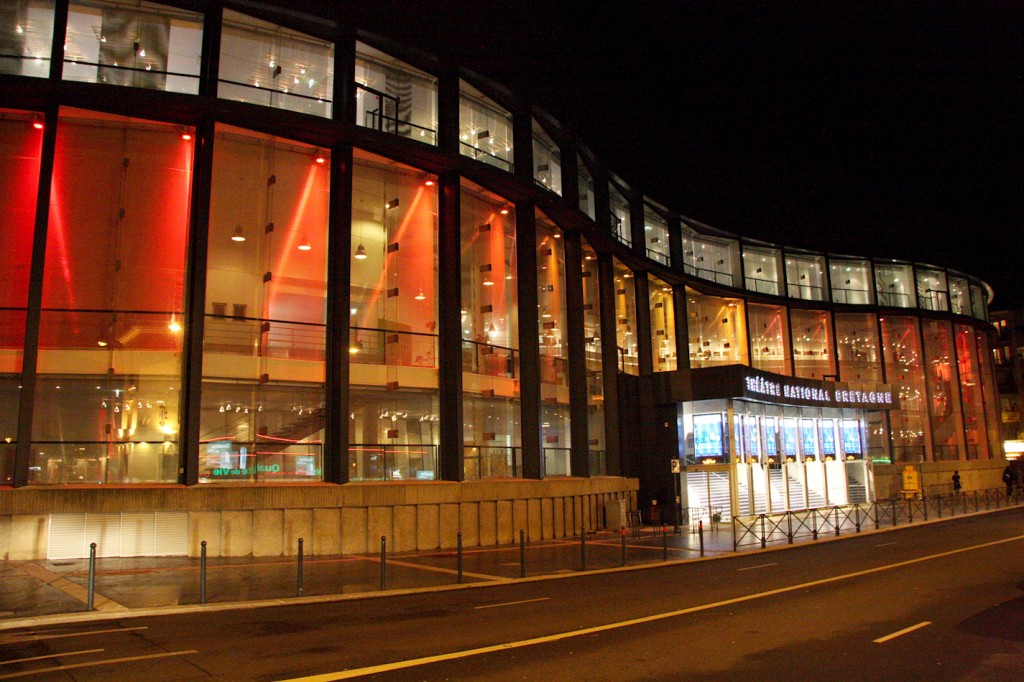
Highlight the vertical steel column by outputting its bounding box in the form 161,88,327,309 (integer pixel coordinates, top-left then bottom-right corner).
198,1,223,99
332,22,357,126
177,118,216,486
517,203,543,479
564,231,591,477
597,254,622,475
324,147,353,483
437,172,464,481
49,0,69,80
635,272,653,377
13,102,59,487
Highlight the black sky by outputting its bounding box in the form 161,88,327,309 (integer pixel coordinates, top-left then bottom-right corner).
343,1,1022,307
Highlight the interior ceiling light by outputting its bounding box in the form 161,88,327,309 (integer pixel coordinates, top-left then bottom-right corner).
354,243,367,259
97,340,108,347
414,289,426,300
499,207,510,215
181,128,192,141
32,118,43,130
297,237,312,251
482,276,494,286
424,178,435,186
231,225,246,242
314,150,326,164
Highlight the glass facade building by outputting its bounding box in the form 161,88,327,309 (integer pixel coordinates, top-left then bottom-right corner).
0,1,1002,507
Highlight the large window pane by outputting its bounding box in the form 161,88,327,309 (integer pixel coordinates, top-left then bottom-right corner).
916,268,949,312
219,9,333,118
791,308,835,380
0,0,54,78
581,237,604,474
613,258,638,374
785,252,826,301
349,150,438,480
649,275,676,372
949,276,970,316
881,317,930,463
459,80,512,171
955,324,988,459
970,283,987,321
200,125,328,483
461,180,519,477
609,183,630,246
644,206,670,266
686,288,748,368
830,258,873,305
922,319,965,460
577,154,595,220
835,312,881,382
32,109,192,484
683,228,741,288
537,211,569,473
743,244,781,296
748,303,791,376
532,120,561,195
64,1,202,94
355,41,437,144
875,261,915,308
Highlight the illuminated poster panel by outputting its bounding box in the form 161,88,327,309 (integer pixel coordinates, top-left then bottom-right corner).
764,417,777,456
843,419,863,454
820,419,836,455
693,414,724,458
801,418,818,455
746,416,760,457
782,418,798,456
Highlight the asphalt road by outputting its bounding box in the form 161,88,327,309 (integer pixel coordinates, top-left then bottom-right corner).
1,508,1022,681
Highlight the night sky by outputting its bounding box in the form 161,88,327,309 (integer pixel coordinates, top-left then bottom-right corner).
343,1,1022,307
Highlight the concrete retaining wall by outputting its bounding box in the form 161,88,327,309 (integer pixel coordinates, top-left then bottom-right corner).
0,477,638,560
873,459,1011,499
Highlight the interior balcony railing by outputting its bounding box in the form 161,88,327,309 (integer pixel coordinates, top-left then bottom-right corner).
462,339,518,378
350,327,438,368
877,289,912,307
745,276,780,296
787,282,826,301
684,262,736,287
356,84,437,144
830,286,871,305
197,439,323,483
204,314,326,361
29,440,179,485
543,446,572,476
460,141,513,172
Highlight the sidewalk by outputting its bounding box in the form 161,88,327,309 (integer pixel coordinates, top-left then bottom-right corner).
2,497,1021,631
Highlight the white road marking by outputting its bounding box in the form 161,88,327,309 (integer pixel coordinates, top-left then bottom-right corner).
279,532,1024,681
875,542,900,547
736,563,777,572
873,621,932,643
0,649,103,666
0,650,197,679
0,626,147,645
474,598,550,610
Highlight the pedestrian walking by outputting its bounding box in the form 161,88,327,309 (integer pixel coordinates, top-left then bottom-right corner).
952,470,962,496
1003,465,1014,498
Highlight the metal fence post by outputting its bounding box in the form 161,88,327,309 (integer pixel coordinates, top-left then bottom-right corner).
87,542,97,612
519,529,526,578
973,490,979,512
200,540,207,604
297,537,304,596
457,532,463,584
380,536,387,590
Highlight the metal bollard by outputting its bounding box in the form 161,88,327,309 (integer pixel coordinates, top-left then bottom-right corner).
787,512,794,544
855,505,861,533
698,520,705,557
297,537,304,596
581,527,587,571
812,512,818,540
87,542,97,611
760,515,767,549
620,527,627,567
923,497,928,521
835,507,840,536
380,536,387,591
662,527,668,561
200,540,207,604
891,499,897,527
973,490,979,512
457,532,463,584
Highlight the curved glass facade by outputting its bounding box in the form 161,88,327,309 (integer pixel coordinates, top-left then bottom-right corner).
0,3,1001,489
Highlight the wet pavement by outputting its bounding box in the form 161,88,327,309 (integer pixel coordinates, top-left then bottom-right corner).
2,501,1019,630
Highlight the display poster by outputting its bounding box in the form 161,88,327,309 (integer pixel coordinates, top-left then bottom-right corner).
693,413,724,458
764,417,777,456
746,417,760,456
801,418,818,455
843,419,862,454
820,419,836,455
782,418,798,455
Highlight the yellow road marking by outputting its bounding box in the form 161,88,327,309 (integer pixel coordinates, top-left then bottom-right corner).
281,533,1024,681
474,598,550,610
874,621,932,643
0,650,197,679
